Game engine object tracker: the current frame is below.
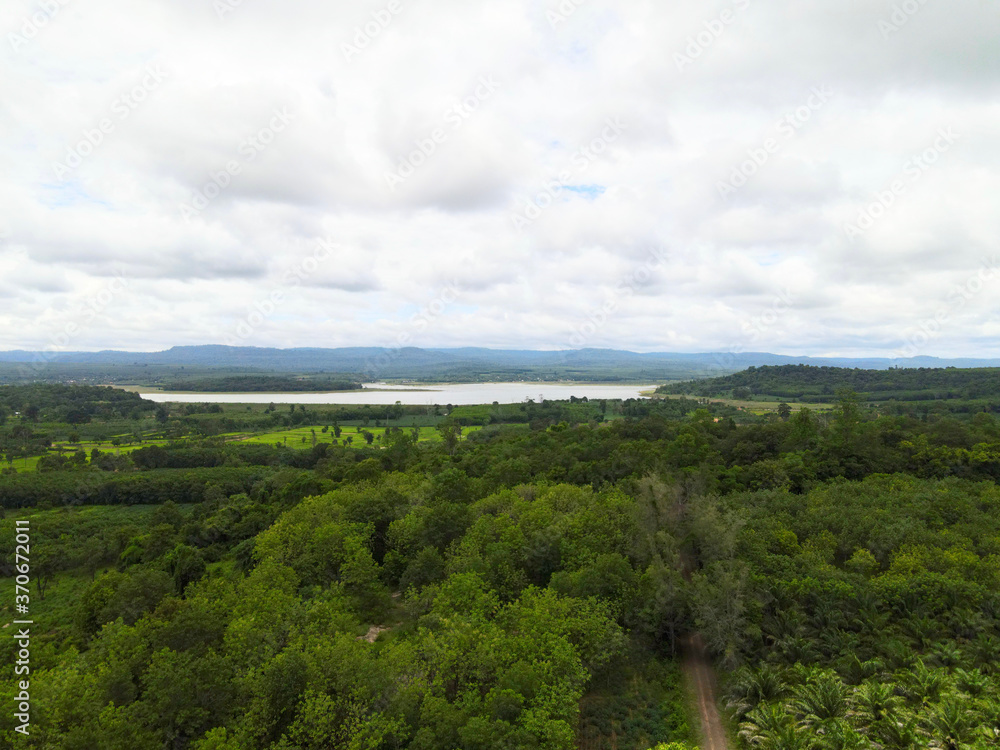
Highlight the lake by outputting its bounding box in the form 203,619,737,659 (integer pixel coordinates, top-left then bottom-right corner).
137,382,657,406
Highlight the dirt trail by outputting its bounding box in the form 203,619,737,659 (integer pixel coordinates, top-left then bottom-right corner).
681,633,729,750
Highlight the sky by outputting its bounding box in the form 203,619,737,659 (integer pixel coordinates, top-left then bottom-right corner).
2,0,999,358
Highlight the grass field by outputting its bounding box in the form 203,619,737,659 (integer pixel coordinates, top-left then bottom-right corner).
650,393,837,415
7,455,42,472
3,438,174,473
51,438,173,454
237,424,484,447
0,569,94,643
7,423,489,475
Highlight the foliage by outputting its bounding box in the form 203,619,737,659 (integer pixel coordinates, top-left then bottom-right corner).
3,376,1000,748
163,376,362,393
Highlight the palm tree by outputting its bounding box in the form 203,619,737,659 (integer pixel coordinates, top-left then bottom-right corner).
791,673,849,729
817,721,873,750
927,641,964,669
839,653,885,686
944,608,985,641
968,634,1000,674
902,616,943,650
848,681,901,725
728,664,789,719
875,714,927,750
924,695,975,750
850,592,889,636
817,628,859,660
878,638,917,671
809,600,848,632
762,605,806,643
901,660,946,706
739,704,810,750
773,634,819,665
952,667,989,698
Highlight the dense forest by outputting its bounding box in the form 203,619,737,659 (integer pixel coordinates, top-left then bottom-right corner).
0,385,156,424
161,377,364,393
0,378,999,748
658,365,1000,415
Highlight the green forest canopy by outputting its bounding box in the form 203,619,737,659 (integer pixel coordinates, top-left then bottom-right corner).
0,379,999,748
658,364,1000,407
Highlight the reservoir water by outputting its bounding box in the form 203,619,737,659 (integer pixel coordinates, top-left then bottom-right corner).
137,382,657,406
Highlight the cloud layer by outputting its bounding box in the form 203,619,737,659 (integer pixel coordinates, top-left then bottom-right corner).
2,0,999,357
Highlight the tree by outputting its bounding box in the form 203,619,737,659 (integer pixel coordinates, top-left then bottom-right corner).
926,696,976,750
166,544,207,594
151,500,184,529
727,665,788,720
738,704,805,750
691,560,751,668
833,388,861,445
34,547,60,600
791,673,848,730
77,568,174,635
636,561,689,654
437,423,460,454
140,648,235,748
399,546,446,592
66,409,91,425
849,681,900,725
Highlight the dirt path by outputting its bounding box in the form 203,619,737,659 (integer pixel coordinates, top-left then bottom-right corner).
681,634,729,750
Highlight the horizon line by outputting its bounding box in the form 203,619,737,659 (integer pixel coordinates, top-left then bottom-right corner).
0,345,998,361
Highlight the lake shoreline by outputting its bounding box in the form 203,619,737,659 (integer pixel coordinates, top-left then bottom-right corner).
124,382,659,406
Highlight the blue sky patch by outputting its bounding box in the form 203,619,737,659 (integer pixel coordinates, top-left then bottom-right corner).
561,184,606,200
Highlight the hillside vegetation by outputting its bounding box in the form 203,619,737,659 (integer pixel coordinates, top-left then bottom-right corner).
0,378,998,748
658,365,1000,416
161,376,363,392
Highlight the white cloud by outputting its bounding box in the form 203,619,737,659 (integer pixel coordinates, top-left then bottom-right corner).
1,0,999,357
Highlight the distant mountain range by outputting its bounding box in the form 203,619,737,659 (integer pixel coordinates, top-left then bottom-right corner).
1,346,999,383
